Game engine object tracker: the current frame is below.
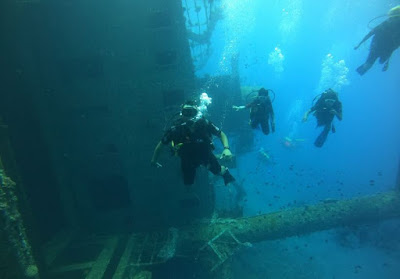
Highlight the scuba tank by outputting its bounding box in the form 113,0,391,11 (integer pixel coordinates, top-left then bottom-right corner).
388,5,400,17
367,5,400,29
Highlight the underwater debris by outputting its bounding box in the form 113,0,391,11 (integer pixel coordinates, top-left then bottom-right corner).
157,228,179,261
198,229,252,272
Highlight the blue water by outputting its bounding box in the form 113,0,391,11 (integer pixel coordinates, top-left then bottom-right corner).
185,0,400,278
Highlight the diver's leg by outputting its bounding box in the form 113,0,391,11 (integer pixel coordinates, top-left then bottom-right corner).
314,124,331,148
261,119,270,135
206,153,222,176
207,153,235,185
249,117,258,129
181,157,196,185
357,57,377,75
379,50,393,71
179,157,200,207
357,39,379,75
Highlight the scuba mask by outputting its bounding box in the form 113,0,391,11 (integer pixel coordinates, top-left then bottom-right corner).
322,88,337,108
324,98,336,108
181,105,199,118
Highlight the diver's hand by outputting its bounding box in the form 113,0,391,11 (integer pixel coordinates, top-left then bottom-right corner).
330,109,337,115
220,148,232,160
302,111,309,122
151,160,162,168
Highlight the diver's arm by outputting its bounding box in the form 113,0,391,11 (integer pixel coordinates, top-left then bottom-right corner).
336,110,343,121
151,141,164,167
232,105,246,111
302,109,313,122
270,105,276,132
336,104,343,121
330,103,343,121
219,131,230,149
233,99,255,111
219,131,232,158
354,29,375,50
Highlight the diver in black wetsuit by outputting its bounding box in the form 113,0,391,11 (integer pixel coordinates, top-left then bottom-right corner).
233,88,275,135
354,9,400,75
303,89,343,148
151,101,235,186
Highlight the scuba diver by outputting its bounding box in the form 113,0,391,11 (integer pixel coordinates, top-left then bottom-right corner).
303,89,343,148
151,100,235,186
281,136,305,149
354,5,400,75
258,148,274,164
233,88,275,135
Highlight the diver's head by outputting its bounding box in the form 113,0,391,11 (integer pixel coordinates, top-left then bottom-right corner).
181,101,199,118
321,89,338,108
258,88,269,97
323,88,338,99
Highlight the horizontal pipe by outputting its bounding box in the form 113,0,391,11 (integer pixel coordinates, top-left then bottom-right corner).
178,191,400,249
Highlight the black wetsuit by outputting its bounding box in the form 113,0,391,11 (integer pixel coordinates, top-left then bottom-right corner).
161,117,222,185
357,16,400,75
310,94,342,147
246,96,275,135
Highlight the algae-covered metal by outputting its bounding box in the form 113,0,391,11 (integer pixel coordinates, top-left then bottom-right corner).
0,170,39,278
178,191,400,251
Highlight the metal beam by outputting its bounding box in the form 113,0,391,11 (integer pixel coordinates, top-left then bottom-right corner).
178,191,400,250
124,191,400,276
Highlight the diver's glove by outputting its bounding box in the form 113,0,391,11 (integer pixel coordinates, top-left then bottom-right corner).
329,109,338,116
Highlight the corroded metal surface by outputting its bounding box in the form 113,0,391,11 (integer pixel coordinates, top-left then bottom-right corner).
178,191,400,251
